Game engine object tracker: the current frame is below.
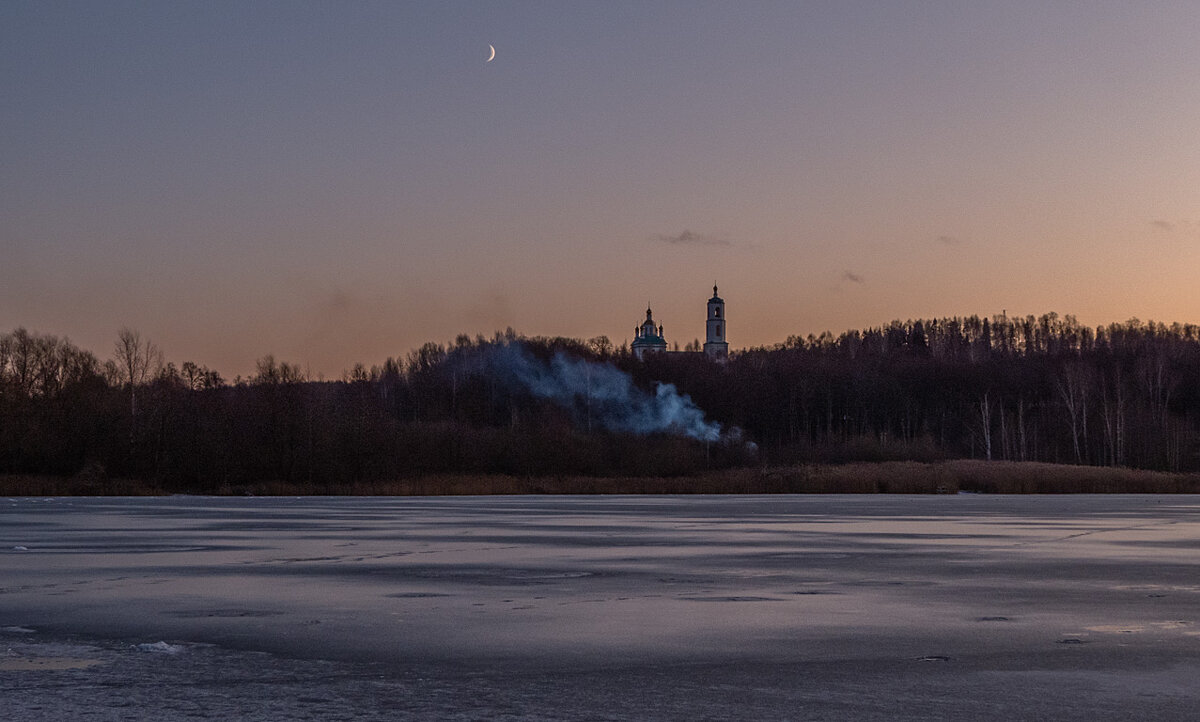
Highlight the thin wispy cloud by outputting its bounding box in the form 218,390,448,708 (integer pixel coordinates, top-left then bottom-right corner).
1150,220,1175,231
653,229,732,247
935,235,961,246
841,270,865,284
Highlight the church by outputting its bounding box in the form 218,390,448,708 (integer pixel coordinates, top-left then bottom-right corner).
631,285,729,360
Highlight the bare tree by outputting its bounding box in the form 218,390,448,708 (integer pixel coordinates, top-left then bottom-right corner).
978,392,993,461
0,328,97,398
1057,361,1092,464
113,328,163,421
7,328,35,396
181,361,224,390
587,335,613,358
253,355,306,385
0,333,10,384
1101,366,1127,467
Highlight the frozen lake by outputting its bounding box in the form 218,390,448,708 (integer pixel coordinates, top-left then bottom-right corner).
3,494,1200,720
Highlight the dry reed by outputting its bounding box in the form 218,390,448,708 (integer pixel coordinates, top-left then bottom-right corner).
5,460,1200,496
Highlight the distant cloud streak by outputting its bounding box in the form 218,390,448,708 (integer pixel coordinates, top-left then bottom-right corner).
654,229,731,247
1151,220,1174,231
936,235,961,246
841,270,865,284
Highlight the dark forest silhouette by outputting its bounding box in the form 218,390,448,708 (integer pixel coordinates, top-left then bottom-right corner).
5,312,1200,491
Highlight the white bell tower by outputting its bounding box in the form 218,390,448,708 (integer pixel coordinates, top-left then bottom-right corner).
703,284,728,359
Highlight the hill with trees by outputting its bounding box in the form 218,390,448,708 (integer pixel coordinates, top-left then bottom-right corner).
4,313,1200,493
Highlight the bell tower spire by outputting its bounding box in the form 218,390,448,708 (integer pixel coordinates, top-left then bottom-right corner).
703,284,728,359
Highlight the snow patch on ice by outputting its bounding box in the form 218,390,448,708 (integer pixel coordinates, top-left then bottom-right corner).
134,641,186,654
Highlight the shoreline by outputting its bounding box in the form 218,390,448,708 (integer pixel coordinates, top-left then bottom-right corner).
5,459,1200,496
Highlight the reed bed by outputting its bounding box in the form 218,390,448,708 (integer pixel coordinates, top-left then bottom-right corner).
5,460,1200,496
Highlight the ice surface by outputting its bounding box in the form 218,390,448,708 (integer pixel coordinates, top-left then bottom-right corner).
2,494,1200,720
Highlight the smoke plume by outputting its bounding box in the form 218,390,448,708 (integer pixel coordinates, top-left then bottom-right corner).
495,345,723,442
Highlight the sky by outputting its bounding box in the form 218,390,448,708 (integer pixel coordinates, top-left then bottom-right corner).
4,1,1200,377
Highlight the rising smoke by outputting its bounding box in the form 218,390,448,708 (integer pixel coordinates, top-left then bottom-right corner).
493,344,725,443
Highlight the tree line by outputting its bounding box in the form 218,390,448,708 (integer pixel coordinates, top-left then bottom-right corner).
3,313,1200,490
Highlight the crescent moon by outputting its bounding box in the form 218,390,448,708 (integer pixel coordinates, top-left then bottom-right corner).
486,44,495,62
